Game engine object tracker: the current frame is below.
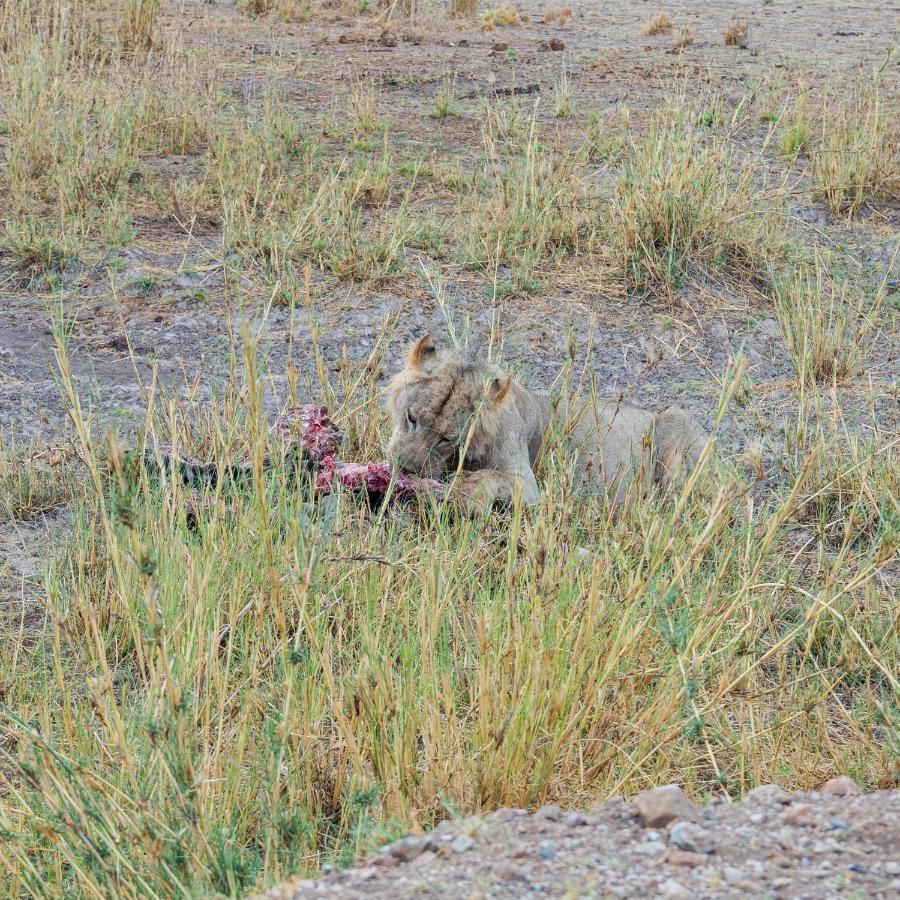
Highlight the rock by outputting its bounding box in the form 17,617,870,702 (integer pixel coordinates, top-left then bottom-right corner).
492,42,509,52
821,776,860,797
548,37,565,51
564,811,589,827
669,821,714,853
450,835,476,854
663,849,707,867
783,804,819,827
538,840,556,860
493,861,530,882
534,804,564,822
723,866,748,884
370,851,399,868
350,865,378,881
744,784,788,804
659,878,691,897
633,840,667,855
633,785,698,827
387,835,435,862
884,861,900,876
486,807,527,824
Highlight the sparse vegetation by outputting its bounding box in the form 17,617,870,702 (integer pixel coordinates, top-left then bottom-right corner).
673,26,695,50
723,20,749,48
640,12,674,37
544,6,573,26
810,78,898,214
773,256,884,387
607,99,779,290
481,5,525,29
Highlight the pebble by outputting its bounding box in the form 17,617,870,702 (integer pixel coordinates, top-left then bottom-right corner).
821,776,860,797
658,878,691,897
449,835,475,854
492,861,530,883
669,821,714,854
534,804,564,822
485,807,527,824
745,783,788,804
884,861,900,876
633,840,668,855
564,811,590,827
783,804,819,827
723,866,748,884
633,785,698,827
538,840,557,860
662,849,706,868
387,835,435,862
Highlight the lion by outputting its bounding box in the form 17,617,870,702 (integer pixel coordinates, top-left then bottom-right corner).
385,334,708,510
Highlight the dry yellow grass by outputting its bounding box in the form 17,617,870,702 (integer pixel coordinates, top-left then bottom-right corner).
641,12,674,37
724,19,749,47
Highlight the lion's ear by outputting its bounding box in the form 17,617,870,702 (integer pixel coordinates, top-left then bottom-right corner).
489,376,512,406
408,334,436,369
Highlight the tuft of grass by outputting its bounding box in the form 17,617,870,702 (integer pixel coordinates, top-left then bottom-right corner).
544,6,573,26
607,99,779,291
554,61,573,119
449,0,479,18
723,20,749,48
673,26,695,50
0,337,896,896
457,115,589,293
481,6,525,29
348,79,383,136
772,256,884,388
640,12,673,36
434,76,461,118
118,0,160,52
810,79,898,215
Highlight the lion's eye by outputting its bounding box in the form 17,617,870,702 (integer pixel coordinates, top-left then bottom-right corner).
407,410,418,428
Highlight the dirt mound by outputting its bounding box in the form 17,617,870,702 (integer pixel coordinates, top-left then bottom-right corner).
261,782,900,898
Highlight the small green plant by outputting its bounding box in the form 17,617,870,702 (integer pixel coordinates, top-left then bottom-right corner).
554,62,572,119
434,76,461,118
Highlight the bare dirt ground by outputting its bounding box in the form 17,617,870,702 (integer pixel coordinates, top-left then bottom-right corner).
264,781,900,899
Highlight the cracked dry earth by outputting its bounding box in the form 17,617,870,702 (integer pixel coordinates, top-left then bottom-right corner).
262,781,900,900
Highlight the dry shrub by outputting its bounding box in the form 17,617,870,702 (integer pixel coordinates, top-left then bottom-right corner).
481,5,525,29
544,5,573,25
449,0,480,17
640,12,673,36
274,0,311,21
724,19,749,47
673,26,694,50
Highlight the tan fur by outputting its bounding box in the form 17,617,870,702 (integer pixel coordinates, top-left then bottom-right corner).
385,335,708,511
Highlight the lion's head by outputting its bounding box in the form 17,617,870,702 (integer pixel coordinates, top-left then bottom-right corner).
385,335,511,478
